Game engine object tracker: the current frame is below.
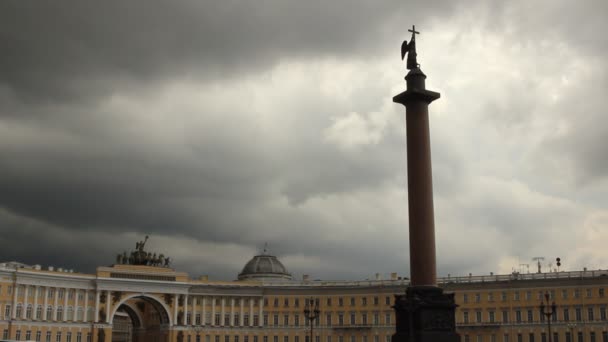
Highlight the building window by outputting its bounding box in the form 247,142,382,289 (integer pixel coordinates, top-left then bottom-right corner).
588,308,595,321
527,310,533,322
16,304,22,317
87,333,92,342
489,311,495,323
58,289,64,299
284,298,289,307
4,305,11,319
553,333,559,342
516,310,521,323
36,305,43,319
362,313,368,325
294,314,299,326
464,312,469,324
526,291,532,300
273,314,279,326
326,313,332,326
562,290,568,299
385,313,391,325
502,311,509,323
463,294,469,303
600,289,605,298
576,308,582,321
350,297,356,306
587,289,593,298
56,332,62,342
37,331,42,342
504,334,509,342
514,292,520,301
295,298,300,307
273,298,279,307
564,308,570,322
541,334,546,342
501,292,507,301
600,307,606,321
67,332,72,342
590,332,596,342
46,331,52,342
385,297,391,305
601,332,607,342
475,293,481,303
57,306,63,320
2,329,7,340
25,330,32,340
350,313,356,325
362,297,367,306
16,330,21,340
517,334,522,342
374,297,379,305
464,335,470,342
374,313,379,325
196,313,201,325
77,332,82,342
338,314,344,326
574,290,581,299
283,314,289,326
530,334,535,342
488,293,494,302
578,332,584,342
566,333,571,342
338,298,343,306
476,311,482,323
244,314,249,326
26,304,33,319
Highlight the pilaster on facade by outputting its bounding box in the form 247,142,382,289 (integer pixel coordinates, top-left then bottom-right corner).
94,290,100,322
42,286,49,321
52,287,58,321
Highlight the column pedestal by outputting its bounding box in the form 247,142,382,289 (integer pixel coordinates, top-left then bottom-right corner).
392,286,459,342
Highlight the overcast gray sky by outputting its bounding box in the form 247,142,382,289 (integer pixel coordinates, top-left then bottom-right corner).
0,0,607,281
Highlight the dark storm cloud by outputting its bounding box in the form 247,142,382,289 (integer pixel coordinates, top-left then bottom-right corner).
0,0,455,103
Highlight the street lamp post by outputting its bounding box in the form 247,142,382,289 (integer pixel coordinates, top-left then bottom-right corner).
304,298,320,342
540,292,557,342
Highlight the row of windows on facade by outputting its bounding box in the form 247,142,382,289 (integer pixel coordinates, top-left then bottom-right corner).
0,285,95,301
460,306,608,324
2,304,95,321
462,288,605,304
2,329,91,342
257,296,392,308
183,311,393,326
462,330,608,342
183,333,393,342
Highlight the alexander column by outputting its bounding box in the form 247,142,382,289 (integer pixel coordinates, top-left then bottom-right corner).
392,26,459,342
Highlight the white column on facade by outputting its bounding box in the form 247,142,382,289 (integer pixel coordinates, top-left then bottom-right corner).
94,290,100,322
63,288,69,322
201,297,206,325
230,298,235,326
183,294,189,325
221,297,225,326
84,290,89,322
11,284,17,319
33,286,39,320
105,290,111,323
42,287,49,321
249,298,254,327
22,286,29,319
73,289,79,322
211,297,216,326
173,294,178,326
192,296,197,325
240,297,244,327
258,297,263,327
53,287,59,321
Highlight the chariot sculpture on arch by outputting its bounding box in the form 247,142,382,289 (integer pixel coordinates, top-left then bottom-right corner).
115,235,172,267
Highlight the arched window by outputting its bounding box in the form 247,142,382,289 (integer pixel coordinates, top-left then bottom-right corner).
77,307,84,321
67,306,74,320
56,306,63,320
36,305,42,320
46,306,53,320
26,304,32,319
15,304,22,318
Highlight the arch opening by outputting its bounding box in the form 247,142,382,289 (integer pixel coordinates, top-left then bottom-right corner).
112,296,170,342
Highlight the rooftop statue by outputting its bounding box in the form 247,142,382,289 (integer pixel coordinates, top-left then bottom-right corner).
115,236,171,267
401,25,420,70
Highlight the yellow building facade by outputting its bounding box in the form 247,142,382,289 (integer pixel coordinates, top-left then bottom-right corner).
1,253,607,342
